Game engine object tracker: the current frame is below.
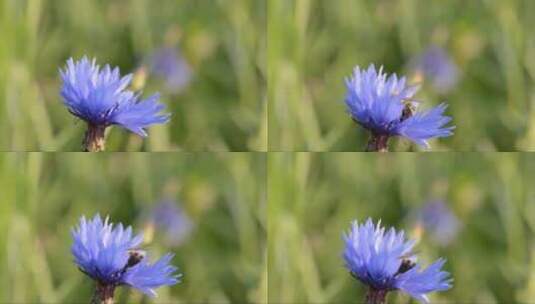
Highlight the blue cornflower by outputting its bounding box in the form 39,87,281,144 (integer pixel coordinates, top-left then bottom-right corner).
344,64,454,151
416,200,460,246
410,46,459,94
71,214,180,301
149,47,192,94
343,218,452,304
149,200,194,247
60,57,170,151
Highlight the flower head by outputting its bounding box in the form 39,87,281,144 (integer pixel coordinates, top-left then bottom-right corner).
343,218,452,303
149,47,192,94
71,214,180,297
416,200,460,246
60,57,170,137
410,46,459,94
344,64,454,149
148,199,194,247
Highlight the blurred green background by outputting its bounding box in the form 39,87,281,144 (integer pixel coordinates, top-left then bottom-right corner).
268,0,535,151
0,0,266,151
268,153,535,303
0,153,266,303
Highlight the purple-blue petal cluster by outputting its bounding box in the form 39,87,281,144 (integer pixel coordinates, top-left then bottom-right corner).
410,46,459,94
394,103,454,147
150,200,194,247
395,258,452,303
123,253,180,297
149,47,192,94
344,64,454,148
343,218,452,303
417,200,460,246
71,214,180,297
60,57,170,137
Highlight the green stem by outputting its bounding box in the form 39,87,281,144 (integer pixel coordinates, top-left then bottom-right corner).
365,134,389,152
90,282,115,304
83,124,106,152
365,288,388,304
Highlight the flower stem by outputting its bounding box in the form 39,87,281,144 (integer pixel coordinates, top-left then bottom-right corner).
365,134,389,152
83,124,106,152
90,282,115,304
365,288,388,304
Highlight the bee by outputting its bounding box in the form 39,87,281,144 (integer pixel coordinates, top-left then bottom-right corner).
401,105,414,121
127,249,146,268
396,253,417,274
397,258,416,274
401,101,418,121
